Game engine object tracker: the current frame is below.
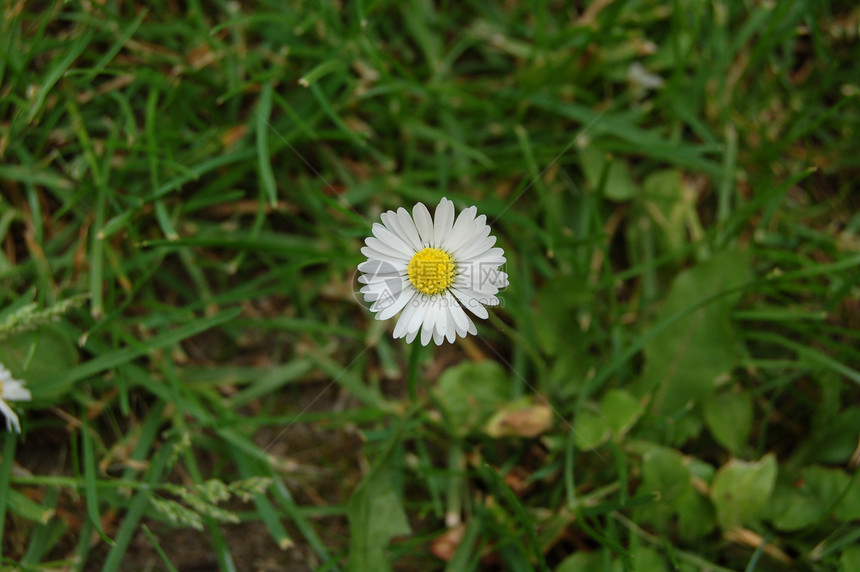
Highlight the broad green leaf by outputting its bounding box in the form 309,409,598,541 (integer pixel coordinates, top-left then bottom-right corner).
556,551,621,572
767,479,828,532
641,446,689,505
833,470,860,522
634,446,690,529
347,463,411,572
676,486,716,541
768,466,860,531
668,410,704,446
840,546,860,572
704,390,753,454
710,453,777,529
573,409,611,450
794,407,860,465
631,547,669,571
600,389,645,437
433,361,510,436
635,249,750,415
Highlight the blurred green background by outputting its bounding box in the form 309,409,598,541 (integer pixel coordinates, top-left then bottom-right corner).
1,1,859,570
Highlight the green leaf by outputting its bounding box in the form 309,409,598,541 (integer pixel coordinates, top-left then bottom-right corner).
794,407,860,465
641,447,690,506
7,488,54,524
642,169,688,252
81,414,113,545
703,390,753,454
635,250,750,415
433,361,510,436
710,453,777,529
347,463,411,572
534,273,591,356
573,409,611,450
42,308,241,393
600,389,645,437
631,547,668,572
580,147,637,201
634,446,690,529
0,327,79,403
556,551,621,572
676,485,717,541
840,545,860,572
768,466,860,531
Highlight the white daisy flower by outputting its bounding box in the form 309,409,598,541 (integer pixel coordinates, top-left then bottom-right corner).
358,197,509,346
0,363,32,433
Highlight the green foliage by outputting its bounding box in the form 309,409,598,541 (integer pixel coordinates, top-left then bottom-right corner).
703,390,753,454
432,361,510,436
634,249,750,416
1,0,858,570
710,454,778,530
347,460,411,572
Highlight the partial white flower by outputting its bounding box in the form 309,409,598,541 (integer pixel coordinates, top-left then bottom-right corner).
0,364,32,433
358,197,509,346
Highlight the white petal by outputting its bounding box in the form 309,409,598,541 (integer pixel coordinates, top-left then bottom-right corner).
393,296,420,338
456,261,507,293
449,218,491,259
433,329,444,346
457,235,497,261
362,242,410,262
420,295,439,346
433,197,455,248
442,304,457,343
408,295,428,333
383,209,422,253
447,295,471,332
380,211,407,248
444,206,478,253
376,289,416,321
1,379,31,402
405,329,418,344
364,279,410,307
491,270,509,289
466,247,506,266
369,278,410,313
0,399,22,433
357,259,405,275
453,266,497,296
412,202,434,247
360,280,399,295
450,287,490,319
372,224,414,256
396,207,424,252
434,301,449,338
358,272,403,286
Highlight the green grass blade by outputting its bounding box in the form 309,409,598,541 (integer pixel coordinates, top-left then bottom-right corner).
43,308,241,393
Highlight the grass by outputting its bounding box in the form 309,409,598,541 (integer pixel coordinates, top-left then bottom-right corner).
1,0,859,570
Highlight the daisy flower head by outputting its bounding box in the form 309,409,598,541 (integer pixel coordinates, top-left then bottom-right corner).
358,197,509,346
0,363,32,433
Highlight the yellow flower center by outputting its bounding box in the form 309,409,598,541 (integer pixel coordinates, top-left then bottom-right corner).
407,248,455,295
